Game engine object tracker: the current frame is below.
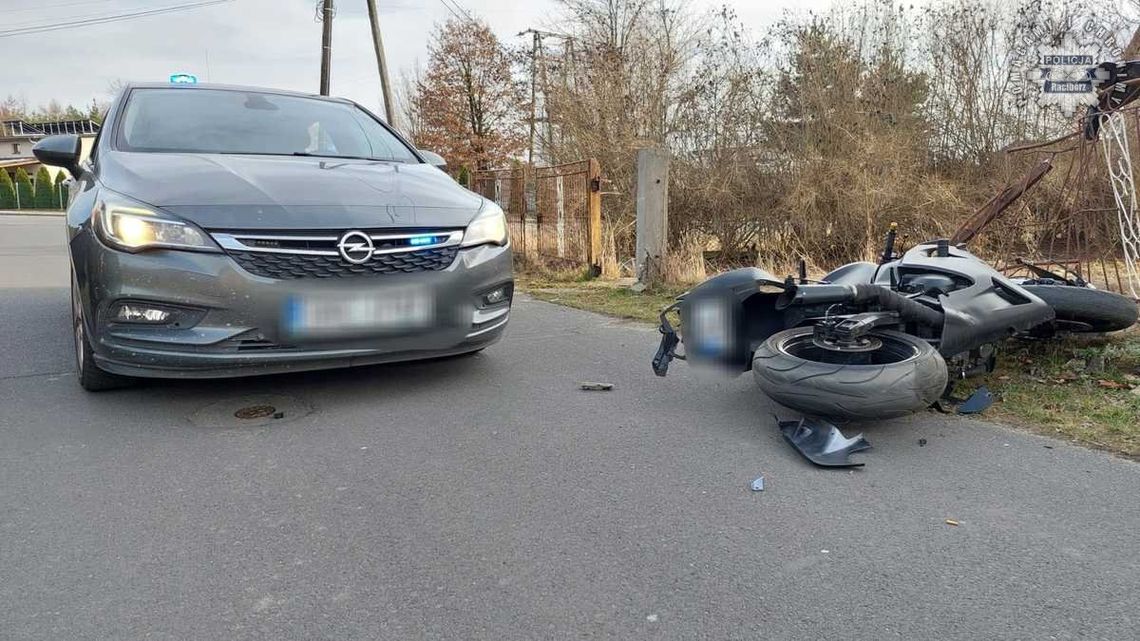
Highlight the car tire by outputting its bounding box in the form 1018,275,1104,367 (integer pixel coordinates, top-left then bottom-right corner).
1020,284,1138,333
71,273,133,392
752,327,947,420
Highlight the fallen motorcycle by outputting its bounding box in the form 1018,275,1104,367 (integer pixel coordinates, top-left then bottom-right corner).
652,232,1138,420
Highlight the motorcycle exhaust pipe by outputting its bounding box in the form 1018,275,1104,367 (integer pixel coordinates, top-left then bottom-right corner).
777,283,944,328
775,284,858,309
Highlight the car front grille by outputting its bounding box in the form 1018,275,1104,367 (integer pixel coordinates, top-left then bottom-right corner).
226,246,460,279
210,229,463,280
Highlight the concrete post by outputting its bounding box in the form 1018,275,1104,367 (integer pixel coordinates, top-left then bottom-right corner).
635,147,669,288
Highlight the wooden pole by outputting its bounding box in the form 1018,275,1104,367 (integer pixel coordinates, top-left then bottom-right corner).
319,0,334,96
587,158,602,274
365,0,396,125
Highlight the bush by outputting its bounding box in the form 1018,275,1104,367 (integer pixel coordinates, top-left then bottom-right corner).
53,171,67,209
33,167,54,209
0,170,15,209
13,168,33,209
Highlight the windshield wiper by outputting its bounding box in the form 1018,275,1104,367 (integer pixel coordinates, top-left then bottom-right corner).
291,152,397,162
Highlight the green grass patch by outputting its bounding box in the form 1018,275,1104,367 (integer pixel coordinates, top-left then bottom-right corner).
975,331,1140,458
517,276,685,324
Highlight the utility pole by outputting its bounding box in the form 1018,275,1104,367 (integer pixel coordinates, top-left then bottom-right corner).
519,28,569,166
318,0,334,95
365,0,396,125
525,29,540,166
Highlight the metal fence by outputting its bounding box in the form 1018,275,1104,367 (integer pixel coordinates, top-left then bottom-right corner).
471,159,601,270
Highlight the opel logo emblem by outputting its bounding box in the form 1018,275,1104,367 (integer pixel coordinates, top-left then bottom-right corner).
337,230,374,264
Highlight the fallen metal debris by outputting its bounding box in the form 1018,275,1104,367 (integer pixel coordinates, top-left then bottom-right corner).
750,476,765,491
579,382,614,391
945,519,960,526
957,386,994,414
778,417,871,468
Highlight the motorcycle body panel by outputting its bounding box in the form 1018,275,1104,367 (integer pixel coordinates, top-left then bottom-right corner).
873,243,1054,357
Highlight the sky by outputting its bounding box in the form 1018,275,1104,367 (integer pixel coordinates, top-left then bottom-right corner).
0,0,837,116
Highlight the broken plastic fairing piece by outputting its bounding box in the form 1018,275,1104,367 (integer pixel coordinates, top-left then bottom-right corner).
778,417,871,467
956,385,994,415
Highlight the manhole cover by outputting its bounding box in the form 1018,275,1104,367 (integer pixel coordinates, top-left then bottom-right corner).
190,394,312,428
234,404,277,420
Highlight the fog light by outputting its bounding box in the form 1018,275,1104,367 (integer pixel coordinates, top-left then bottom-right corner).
115,304,171,324
483,288,507,305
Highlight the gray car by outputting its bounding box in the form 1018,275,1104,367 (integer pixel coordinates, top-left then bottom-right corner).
33,83,513,390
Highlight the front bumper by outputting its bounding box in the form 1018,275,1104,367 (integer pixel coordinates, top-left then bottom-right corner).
73,235,513,379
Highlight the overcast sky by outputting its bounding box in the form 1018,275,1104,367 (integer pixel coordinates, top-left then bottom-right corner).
0,0,839,116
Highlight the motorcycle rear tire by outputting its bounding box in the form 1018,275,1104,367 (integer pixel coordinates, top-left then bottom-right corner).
1020,284,1137,333
753,328,947,420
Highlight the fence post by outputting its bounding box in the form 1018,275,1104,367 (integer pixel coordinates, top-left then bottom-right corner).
634,148,668,288
587,158,602,275
555,175,565,258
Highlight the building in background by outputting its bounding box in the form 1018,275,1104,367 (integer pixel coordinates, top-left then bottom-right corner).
1,118,100,182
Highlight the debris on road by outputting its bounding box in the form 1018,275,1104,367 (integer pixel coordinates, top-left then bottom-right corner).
778,417,871,468
579,381,614,391
918,438,927,447
945,519,960,526
957,386,994,415
750,476,765,491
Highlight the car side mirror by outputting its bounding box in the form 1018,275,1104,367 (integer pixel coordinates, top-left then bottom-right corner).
418,150,447,169
32,134,82,177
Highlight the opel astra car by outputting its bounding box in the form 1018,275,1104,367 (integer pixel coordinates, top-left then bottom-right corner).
33,83,512,390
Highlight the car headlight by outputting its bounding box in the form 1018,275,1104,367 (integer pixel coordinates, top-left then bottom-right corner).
460,203,509,248
93,193,218,253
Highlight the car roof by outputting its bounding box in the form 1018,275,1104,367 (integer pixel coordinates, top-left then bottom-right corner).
121,82,353,105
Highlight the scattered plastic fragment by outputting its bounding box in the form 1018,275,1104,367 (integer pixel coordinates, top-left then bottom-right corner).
579,382,614,391
646,614,658,623
957,386,994,414
945,519,960,526
778,417,871,467
750,476,765,491
918,438,927,447
820,549,830,554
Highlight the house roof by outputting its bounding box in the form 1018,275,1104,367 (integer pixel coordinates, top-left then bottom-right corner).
0,158,39,170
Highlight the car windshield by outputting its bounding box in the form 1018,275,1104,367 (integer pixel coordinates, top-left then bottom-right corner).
116,88,418,162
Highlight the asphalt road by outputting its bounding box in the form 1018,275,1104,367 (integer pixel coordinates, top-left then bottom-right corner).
2,214,1139,640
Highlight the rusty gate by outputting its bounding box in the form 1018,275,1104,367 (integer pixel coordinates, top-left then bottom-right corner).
470,160,601,270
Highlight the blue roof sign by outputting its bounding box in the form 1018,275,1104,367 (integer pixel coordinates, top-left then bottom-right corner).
169,73,198,84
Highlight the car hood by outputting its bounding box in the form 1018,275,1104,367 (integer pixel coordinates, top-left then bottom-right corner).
98,151,486,230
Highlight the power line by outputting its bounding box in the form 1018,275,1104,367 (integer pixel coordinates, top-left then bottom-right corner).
437,0,464,22
439,0,475,25
0,0,233,39
7,0,118,14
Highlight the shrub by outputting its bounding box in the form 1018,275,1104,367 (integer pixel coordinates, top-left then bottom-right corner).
13,168,33,209
0,170,15,209
53,171,67,209
33,167,54,209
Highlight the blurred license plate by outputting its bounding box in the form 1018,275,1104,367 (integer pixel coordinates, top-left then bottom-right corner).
284,289,432,338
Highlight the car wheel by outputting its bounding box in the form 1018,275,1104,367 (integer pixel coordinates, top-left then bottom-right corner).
1020,284,1138,333
71,273,132,392
753,327,947,420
